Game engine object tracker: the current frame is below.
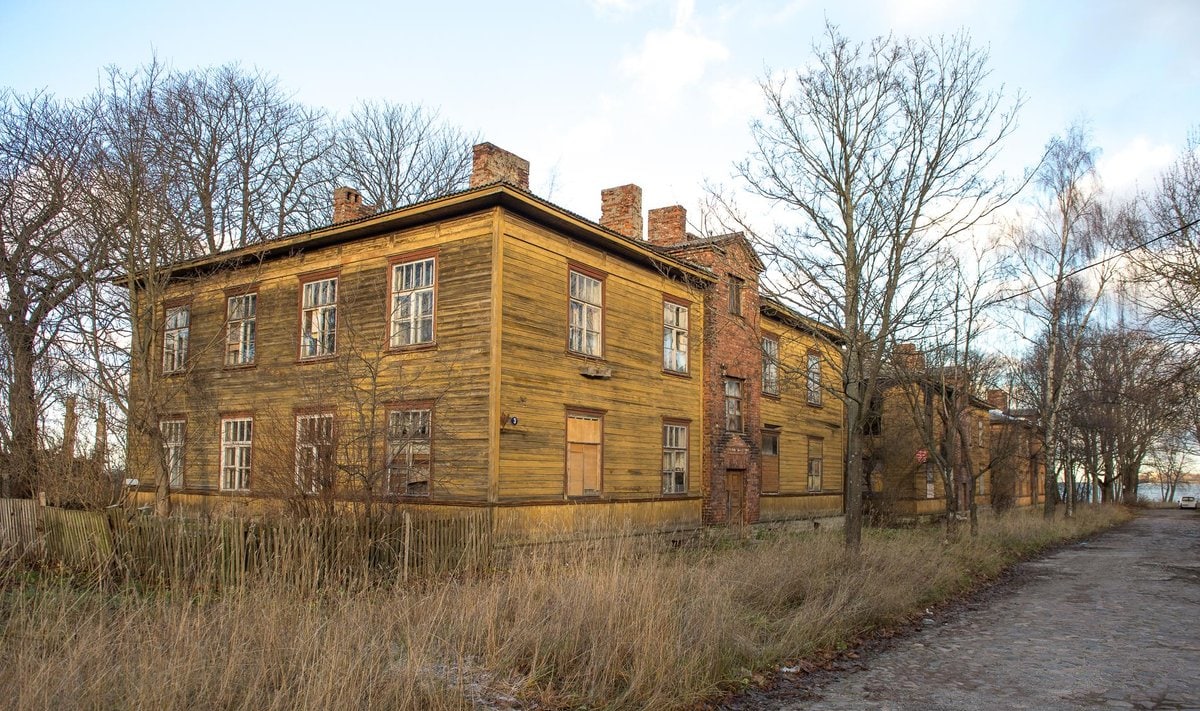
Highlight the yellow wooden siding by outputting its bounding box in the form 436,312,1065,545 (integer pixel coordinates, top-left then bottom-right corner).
758,493,843,521
138,212,496,501
497,212,705,501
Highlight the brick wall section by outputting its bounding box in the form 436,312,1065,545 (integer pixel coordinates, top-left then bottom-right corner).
332,186,376,224
647,205,688,246
470,142,530,190
668,231,765,525
599,184,643,240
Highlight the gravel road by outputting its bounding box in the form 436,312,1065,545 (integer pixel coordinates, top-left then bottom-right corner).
728,509,1200,710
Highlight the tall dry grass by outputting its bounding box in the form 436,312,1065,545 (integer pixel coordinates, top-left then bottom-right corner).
0,505,1128,710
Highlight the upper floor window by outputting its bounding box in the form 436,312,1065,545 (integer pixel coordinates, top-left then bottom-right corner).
300,277,337,359
162,305,189,373
390,257,436,348
225,293,257,366
662,301,689,373
568,269,603,357
728,276,743,315
762,336,780,395
160,419,185,489
295,413,335,493
662,423,688,494
806,352,822,406
220,417,253,491
387,408,431,496
724,378,743,432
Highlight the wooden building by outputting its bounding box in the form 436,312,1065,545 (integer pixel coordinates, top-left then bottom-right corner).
985,390,1047,510
129,143,844,534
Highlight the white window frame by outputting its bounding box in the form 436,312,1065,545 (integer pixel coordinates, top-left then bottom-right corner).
163,305,189,373
226,293,257,366
161,419,185,489
390,257,436,348
662,423,688,494
662,301,689,373
387,408,431,496
568,269,603,357
806,352,822,406
220,417,253,491
300,277,337,359
762,336,780,395
295,413,335,493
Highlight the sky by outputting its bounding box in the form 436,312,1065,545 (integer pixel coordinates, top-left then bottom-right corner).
2,0,1199,231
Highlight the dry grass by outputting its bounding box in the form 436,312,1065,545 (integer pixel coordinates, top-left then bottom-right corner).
0,505,1129,710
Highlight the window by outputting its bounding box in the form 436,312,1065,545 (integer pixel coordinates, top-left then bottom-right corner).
160,420,185,489
807,437,823,492
220,418,252,491
295,413,335,493
662,300,689,373
863,394,882,435
568,269,603,357
728,276,743,315
566,412,602,496
390,257,436,347
724,379,743,432
925,462,936,499
761,429,780,493
806,352,822,405
387,408,431,496
662,423,688,494
762,336,779,395
162,305,189,373
300,277,337,359
225,293,256,366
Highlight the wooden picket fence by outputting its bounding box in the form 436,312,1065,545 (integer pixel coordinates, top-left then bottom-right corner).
0,498,493,590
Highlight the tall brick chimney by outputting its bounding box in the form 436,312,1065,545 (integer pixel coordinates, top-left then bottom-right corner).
647,205,687,246
470,142,530,190
600,184,643,240
987,388,1009,412
332,186,375,224
892,342,926,372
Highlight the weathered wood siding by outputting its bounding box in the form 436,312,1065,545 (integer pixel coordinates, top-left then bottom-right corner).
496,212,706,503
136,211,496,501
758,319,845,519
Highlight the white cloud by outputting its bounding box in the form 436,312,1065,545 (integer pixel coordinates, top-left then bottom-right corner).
619,0,730,112
1097,136,1175,197
707,76,762,127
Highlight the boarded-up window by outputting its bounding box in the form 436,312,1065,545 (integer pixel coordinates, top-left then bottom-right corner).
566,413,602,497
295,413,335,493
761,428,780,493
807,436,823,492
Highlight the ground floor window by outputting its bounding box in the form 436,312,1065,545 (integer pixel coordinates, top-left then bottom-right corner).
807,436,823,492
566,412,602,497
662,422,688,494
220,418,252,491
295,413,335,493
161,420,185,488
387,408,432,496
761,428,780,493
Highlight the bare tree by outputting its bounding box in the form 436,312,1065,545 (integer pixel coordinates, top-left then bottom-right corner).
721,24,1021,550
0,90,104,496
328,100,475,212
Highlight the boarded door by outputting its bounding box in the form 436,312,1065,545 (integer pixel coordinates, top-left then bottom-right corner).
725,471,744,525
566,414,602,496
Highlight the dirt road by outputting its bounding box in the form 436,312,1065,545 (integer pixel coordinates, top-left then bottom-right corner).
729,509,1200,710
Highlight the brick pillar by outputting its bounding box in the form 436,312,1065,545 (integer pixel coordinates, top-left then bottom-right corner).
647,206,687,246
987,389,1009,412
332,186,375,224
600,184,643,240
470,143,530,190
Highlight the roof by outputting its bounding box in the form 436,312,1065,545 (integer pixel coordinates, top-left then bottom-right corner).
660,231,766,272
759,296,845,345
157,181,714,285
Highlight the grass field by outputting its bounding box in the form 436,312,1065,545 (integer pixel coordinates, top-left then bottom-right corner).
0,505,1130,710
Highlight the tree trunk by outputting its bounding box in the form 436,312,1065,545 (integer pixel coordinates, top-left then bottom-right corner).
7,327,41,498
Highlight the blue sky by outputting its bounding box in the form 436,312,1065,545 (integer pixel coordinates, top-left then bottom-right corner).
2,0,1198,224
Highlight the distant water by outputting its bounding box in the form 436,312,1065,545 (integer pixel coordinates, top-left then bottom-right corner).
1142,481,1199,502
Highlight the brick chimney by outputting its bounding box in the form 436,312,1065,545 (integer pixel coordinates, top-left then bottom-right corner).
987,388,1009,412
600,184,643,240
892,342,926,372
470,142,530,190
332,186,375,224
647,205,687,246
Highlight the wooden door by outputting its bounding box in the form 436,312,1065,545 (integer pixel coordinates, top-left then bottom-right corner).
725,471,744,525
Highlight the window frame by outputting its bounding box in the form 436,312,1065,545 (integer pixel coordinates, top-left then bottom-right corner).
762,335,780,396
294,412,336,494
806,350,823,406
225,292,257,367
386,404,433,497
661,420,689,495
565,409,604,497
219,416,253,492
160,418,186,489
807,436,823,492
567,265,605,359
761,427,780,494
724,378,744,433
297,270,339,361
162,303,190,374
662,297,690,375
728,275,743,316
388,250,438,350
